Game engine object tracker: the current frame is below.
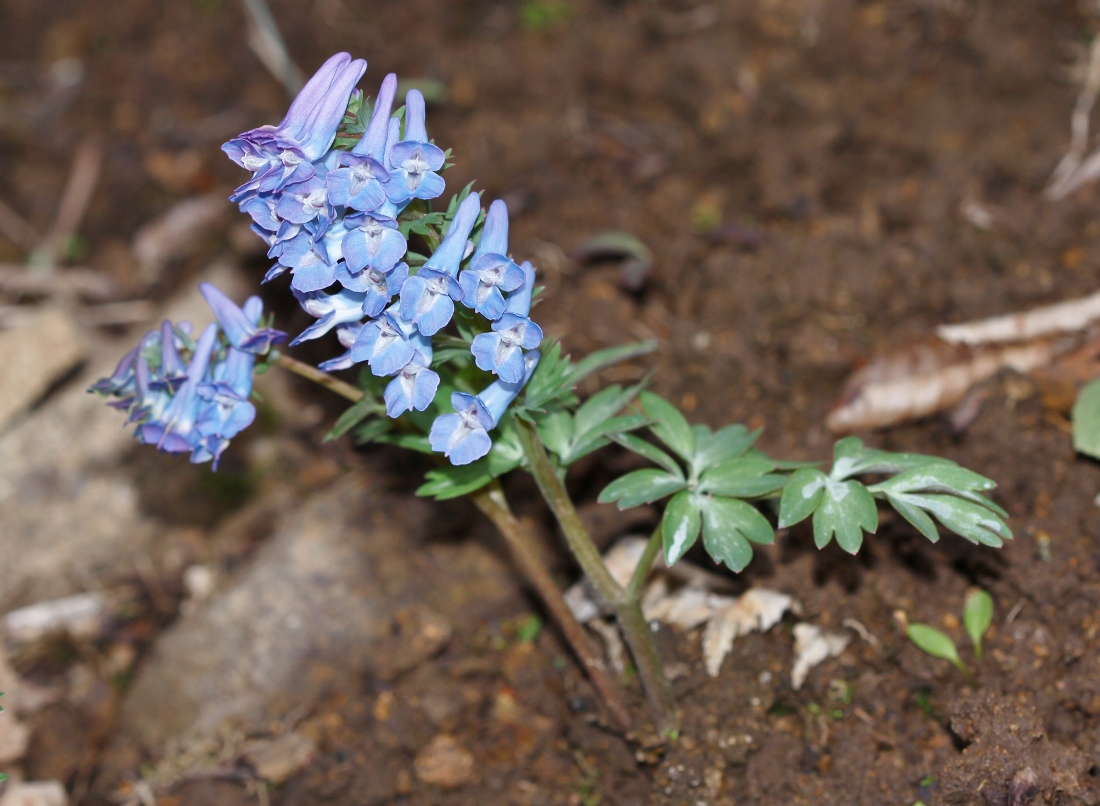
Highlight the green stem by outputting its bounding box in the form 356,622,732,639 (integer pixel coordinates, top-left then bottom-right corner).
271,356,634,731
470,483,632,732
516,418,679,734
627,525,663,601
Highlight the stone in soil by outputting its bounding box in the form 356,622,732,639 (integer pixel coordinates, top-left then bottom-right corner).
413,734,477,790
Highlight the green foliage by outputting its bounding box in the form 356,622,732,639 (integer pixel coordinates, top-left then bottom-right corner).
963,589,994,659
907,624,965,673
778,437,1011,553
521,0,572,31
1072,378,1100,460
907,589,994,673
598,392,785,569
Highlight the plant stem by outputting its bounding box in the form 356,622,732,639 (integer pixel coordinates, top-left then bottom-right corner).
470,483,633,732
627,525,663,601
516,418,679,734
270,357,634,731
274,353,364,402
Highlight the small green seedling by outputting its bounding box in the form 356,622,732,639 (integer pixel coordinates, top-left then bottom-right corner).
907,589,994,674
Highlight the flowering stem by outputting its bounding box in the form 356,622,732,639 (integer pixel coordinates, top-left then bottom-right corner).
515,418,680,735
270,356,634,731
273,353,365,402
469,482,633,732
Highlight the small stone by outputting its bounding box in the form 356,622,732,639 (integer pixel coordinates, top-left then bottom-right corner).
1009,767,1040,806
413,735,476,790
241,732,316,784
0,308,85,433
0,781,68,806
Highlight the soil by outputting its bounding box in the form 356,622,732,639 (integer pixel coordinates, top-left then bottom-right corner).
3,0,1100,803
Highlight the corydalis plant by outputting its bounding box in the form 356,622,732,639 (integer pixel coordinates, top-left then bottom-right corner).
92,52,1012,736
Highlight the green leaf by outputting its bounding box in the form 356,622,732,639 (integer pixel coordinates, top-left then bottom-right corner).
640,392,695,461
778,468,828,528
566,413,648,464
870,465,1006,516
377,433,434,454
830,436,954,480
573,384,640,441
907,623,964,671
662,490,702,565
324,396,383,442
700,496,775,572
698,455,785,498
608,432,683,476
351,417,393,445
1073,378,1100,459
691,424,761,473
812,478,878,553
885,494,940,543
598,469,687,509
568,340,658,384
417,461,495,500
963,589,994,659
537,409,574,458
522,341,574,410
890,493,1010,547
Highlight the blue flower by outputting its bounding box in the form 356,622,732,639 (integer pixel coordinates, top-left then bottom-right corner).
193,346,258,469
458,200,525,320
352,73,398,160
139,323,219,454
89,345,139,409
398,269,462,336
383,90,446,204
470,260,543,382
275,174,335,226
325,73,397,210
334,261,407,318
398,194,480,335
341,212,406,274
279,221,348,293
349,307,418,376
384,353,440,417
291,287,369,345
200,283,287,354
223,53,367,191
429,393,493,465
93,288,281,469
429,351,541,465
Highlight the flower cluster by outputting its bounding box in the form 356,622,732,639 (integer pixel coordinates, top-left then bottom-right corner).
220,53,543,465
90,284,285,469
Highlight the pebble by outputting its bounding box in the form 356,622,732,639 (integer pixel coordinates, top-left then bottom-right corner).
413,735,476,789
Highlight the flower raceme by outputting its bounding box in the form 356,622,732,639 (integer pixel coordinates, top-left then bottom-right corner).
96,53,546,467
90,284,286,469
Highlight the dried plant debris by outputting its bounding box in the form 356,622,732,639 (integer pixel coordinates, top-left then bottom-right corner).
827,338,1065,433
826,287,1100,431
568,538,840,680
791,624,850,691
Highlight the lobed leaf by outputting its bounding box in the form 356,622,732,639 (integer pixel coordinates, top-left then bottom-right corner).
324,396,384,442
697,455,785,498
662,490,702,565
812,478,878,553
829,436,954,481
777,468,828,528
598,468,687,509
568,340,657,385
640,392,695,461
700,496,775,572
691,424,761,474
609,432,683,476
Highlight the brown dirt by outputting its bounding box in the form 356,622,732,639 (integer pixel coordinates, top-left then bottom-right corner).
3,0,1100,803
